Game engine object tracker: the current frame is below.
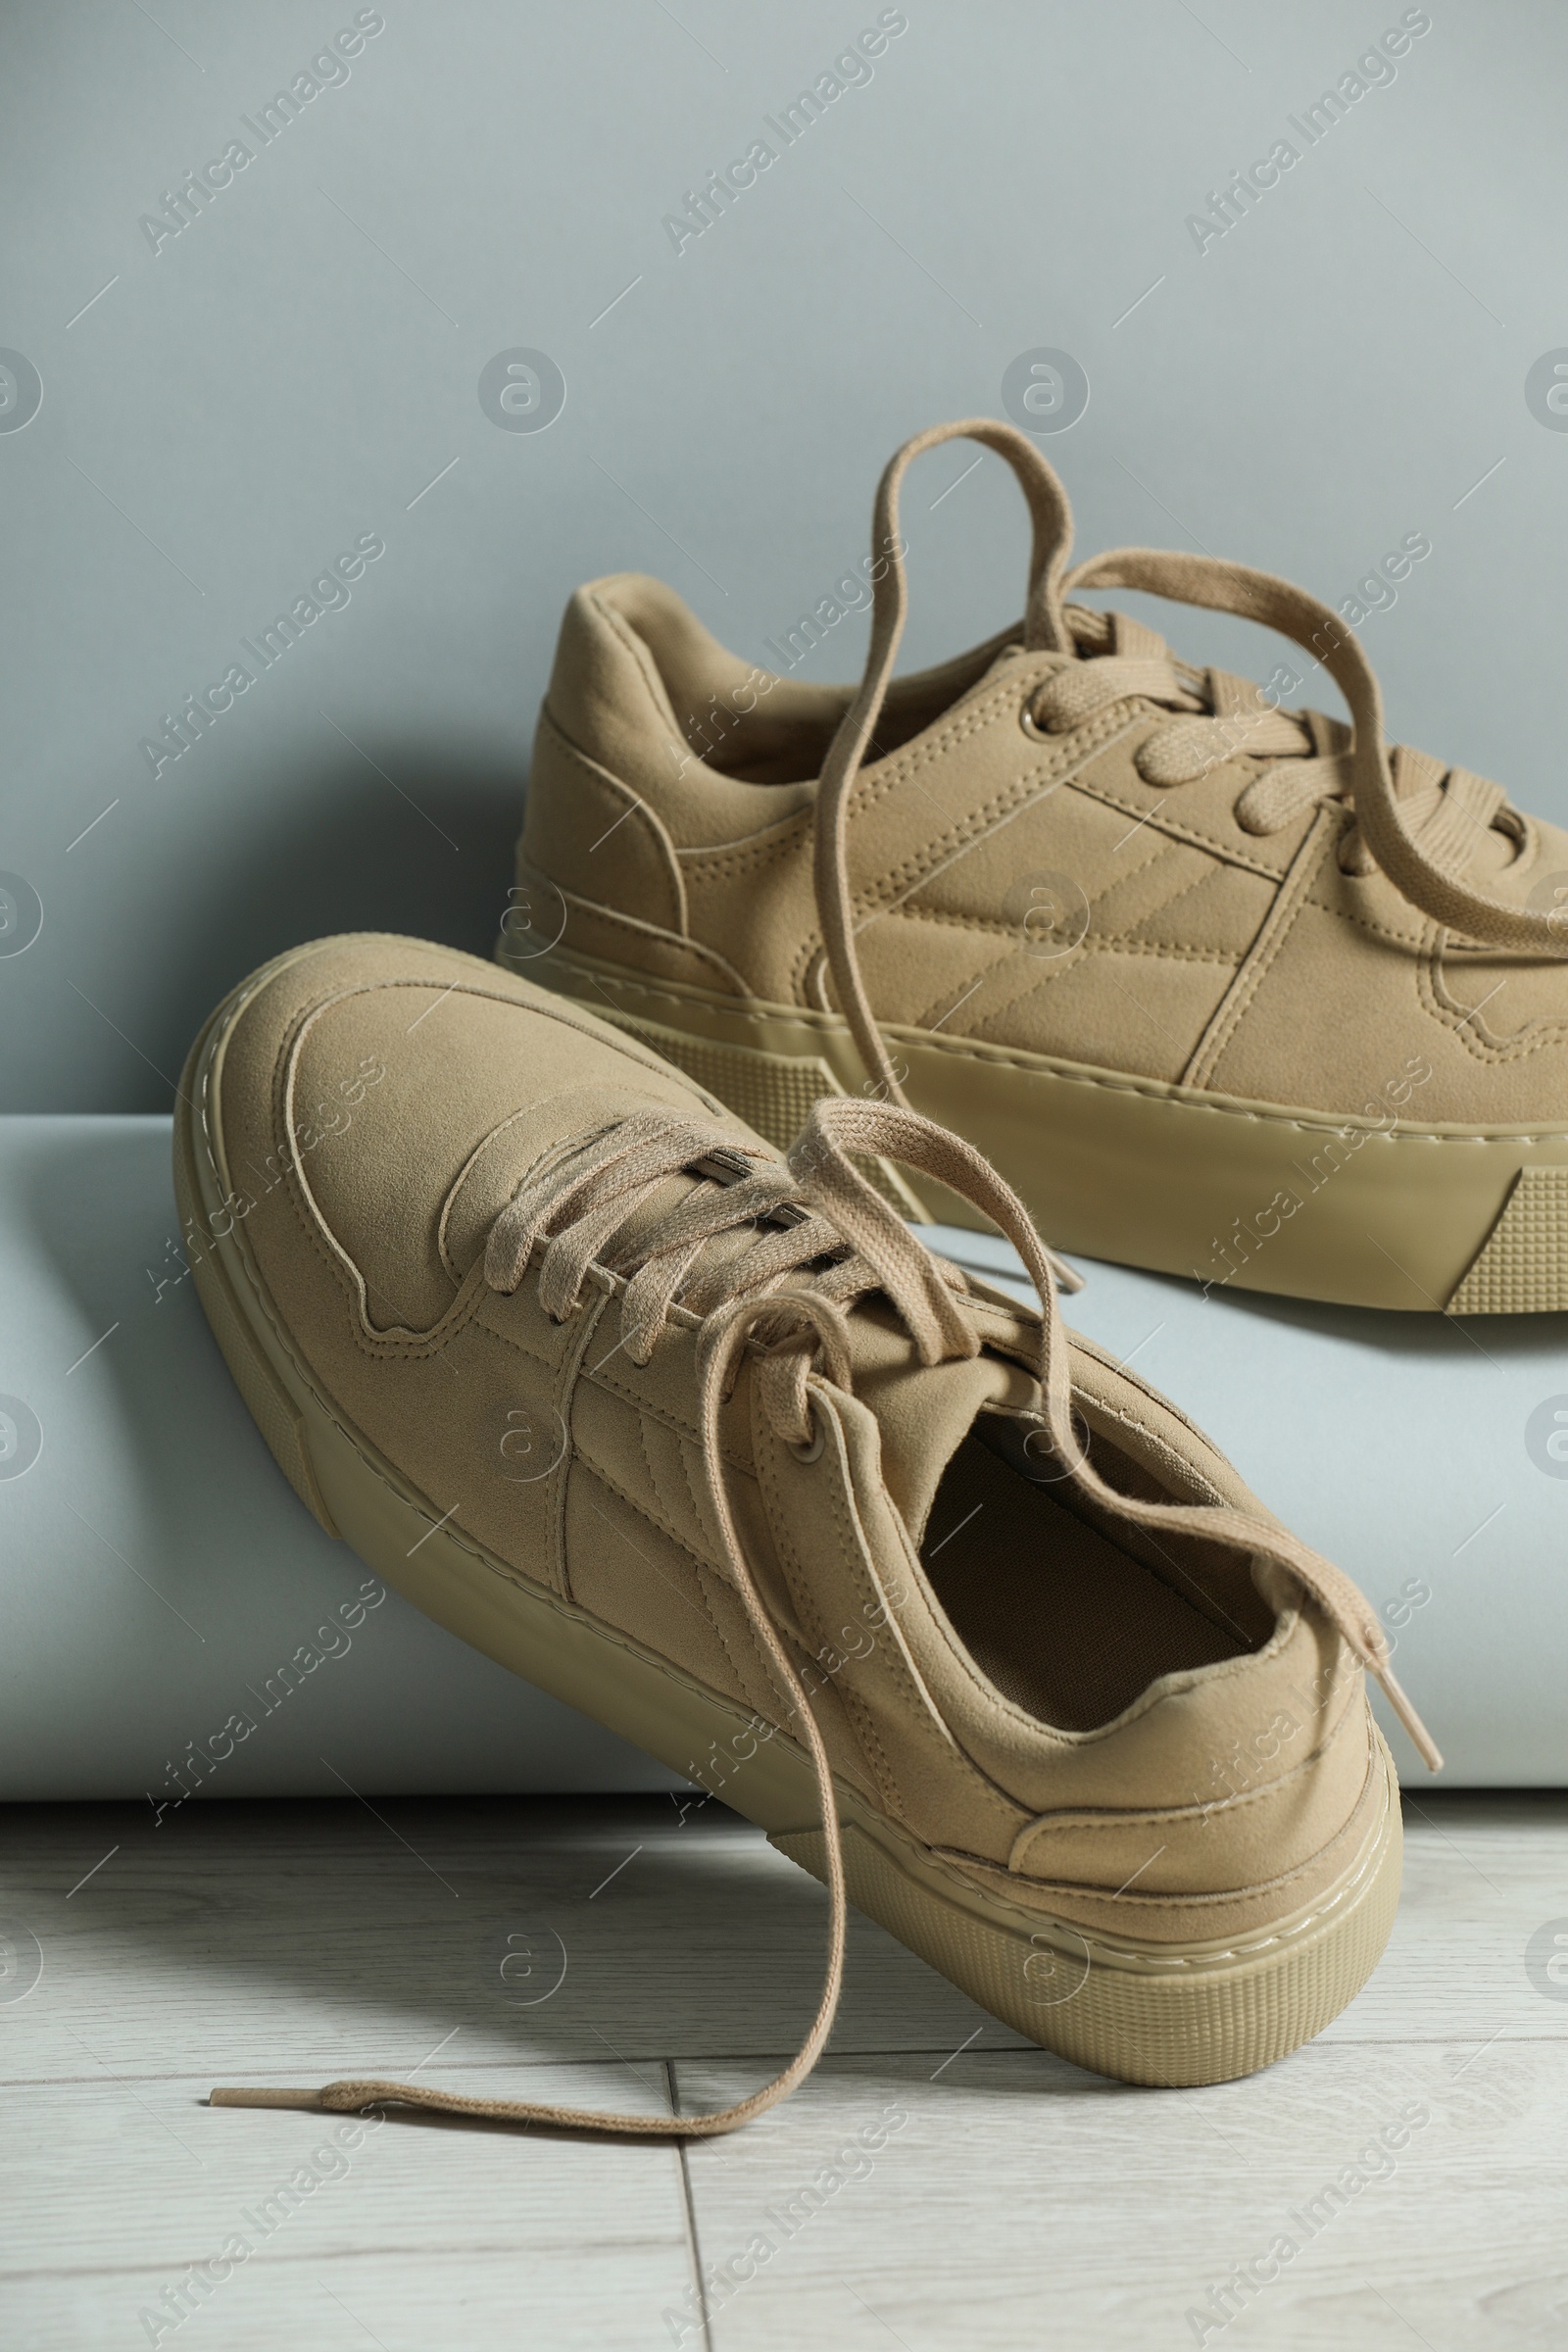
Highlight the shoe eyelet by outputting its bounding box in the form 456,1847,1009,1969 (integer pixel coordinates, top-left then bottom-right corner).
788,1399,826,1465
1019,694,1053,741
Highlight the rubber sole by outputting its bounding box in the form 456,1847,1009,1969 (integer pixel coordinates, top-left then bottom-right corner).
174,950,1404,2088
506,942,1568,1315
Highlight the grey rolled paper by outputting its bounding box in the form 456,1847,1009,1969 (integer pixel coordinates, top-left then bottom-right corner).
0,1115,679,1801
0,1112,1558,1798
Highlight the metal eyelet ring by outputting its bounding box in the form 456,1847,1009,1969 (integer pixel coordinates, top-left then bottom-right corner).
1019,693,1053,740
788,1398,826,1465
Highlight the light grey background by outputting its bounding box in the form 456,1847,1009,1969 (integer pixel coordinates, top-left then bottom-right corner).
2,0,1566,1107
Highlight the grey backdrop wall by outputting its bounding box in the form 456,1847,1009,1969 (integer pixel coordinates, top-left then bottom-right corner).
3,0,1567,1110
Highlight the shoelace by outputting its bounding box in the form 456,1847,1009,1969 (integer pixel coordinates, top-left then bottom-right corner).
814,418,1554,1117
1037,607,1510,880
214,1095,1439,2133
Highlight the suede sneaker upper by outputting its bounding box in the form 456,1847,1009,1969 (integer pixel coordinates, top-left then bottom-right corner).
508,418,1568,1313
182,936,1437,2132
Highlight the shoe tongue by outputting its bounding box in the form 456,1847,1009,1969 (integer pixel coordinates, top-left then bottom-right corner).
1108,609,1169,661
843,1305,1034,1545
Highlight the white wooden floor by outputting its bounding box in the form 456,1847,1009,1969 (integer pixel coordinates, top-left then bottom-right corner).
3,1791,1565,2349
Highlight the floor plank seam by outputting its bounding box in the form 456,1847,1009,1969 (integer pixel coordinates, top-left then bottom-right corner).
667,2058,716,2352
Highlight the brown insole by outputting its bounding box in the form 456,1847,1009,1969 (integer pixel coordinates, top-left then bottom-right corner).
920,1427,1254,1732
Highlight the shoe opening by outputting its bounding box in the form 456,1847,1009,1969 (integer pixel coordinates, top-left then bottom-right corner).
599,574,1018,786
917,1409,1276,1733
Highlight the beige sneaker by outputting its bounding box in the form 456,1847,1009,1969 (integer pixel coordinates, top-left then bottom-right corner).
505,417,1568,1313
177,934,1437,2135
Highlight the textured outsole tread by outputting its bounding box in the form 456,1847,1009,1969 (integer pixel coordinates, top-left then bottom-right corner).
1446,1165,1568,1314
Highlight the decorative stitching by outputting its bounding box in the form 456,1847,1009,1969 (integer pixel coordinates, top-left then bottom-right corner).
882,900,1243,967
753,1398,910,1813
781,708,1148,999
554,957,1568,1145
532,708,688,934
1420,935,1568,1063
1183,805,1340,1091
517,856,750,998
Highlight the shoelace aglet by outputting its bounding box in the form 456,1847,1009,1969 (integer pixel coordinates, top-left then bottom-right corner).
210,2085,327,2111
1374,1664,1444,1774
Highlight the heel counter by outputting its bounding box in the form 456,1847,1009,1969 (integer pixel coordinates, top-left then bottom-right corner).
520,703,687,935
